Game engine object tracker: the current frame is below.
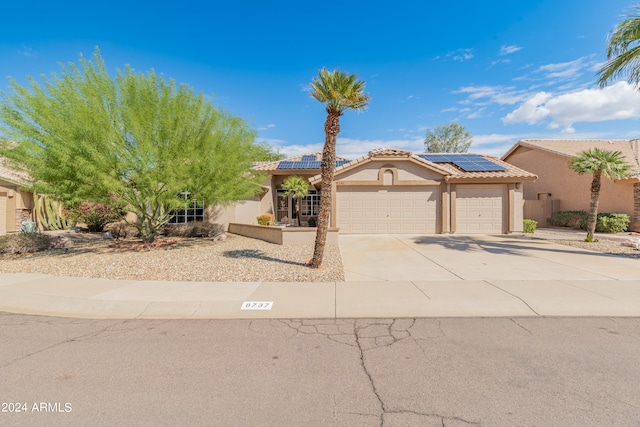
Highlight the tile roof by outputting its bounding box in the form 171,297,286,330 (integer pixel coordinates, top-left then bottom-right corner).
503,139,640,174
0,157,30,185
309,147,537,183
252,152,351,171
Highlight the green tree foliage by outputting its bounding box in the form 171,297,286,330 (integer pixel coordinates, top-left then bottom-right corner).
309,68,370,268
0,49,268,242
568,148,632,241
598,6,640,88
281,176,310,226
424,123,472,153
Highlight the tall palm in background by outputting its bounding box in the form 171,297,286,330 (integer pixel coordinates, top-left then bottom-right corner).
568,148,631,242
309,68,369,268
597,6,640,87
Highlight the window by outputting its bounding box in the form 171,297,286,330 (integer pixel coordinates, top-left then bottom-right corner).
168,192,205,224
300,191,320,216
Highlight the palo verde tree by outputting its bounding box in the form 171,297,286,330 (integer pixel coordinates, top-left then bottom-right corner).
0,49,269,242
568,148,632,242
309,68,370,268
424,123,472,153
281,176,310,226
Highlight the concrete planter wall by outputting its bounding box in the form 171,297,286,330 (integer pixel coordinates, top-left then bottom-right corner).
228,223,339,246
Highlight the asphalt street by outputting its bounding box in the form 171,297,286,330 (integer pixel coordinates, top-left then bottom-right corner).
1,313,639,426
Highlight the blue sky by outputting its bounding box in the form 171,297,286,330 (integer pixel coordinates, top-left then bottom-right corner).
2,0,640,159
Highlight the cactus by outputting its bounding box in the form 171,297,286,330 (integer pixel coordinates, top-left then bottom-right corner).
35,194,69,231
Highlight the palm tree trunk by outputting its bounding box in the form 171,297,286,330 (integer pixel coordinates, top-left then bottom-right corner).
311,111,341,268
586,172,602,241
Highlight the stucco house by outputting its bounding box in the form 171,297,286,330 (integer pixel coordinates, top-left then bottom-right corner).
502,139,640,231
0,158,35,235
223,148,536,234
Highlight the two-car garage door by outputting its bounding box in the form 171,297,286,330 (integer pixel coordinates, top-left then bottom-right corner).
337,187,439,234
336,184,506,234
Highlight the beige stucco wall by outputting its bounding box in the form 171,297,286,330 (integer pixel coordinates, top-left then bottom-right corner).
228,222,338,246
513,184,524,232
336,160,443,183
0,178,34,233
506,147,634,216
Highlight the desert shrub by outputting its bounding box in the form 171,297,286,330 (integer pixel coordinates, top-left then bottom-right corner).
547,211,588,229
257,214,274,226
107,221,139,239
65,200,127,232
0,233,53,256
523,219,537,233
20,220,39,234
161,222,224,238
307,216,317,227
595,213,630,233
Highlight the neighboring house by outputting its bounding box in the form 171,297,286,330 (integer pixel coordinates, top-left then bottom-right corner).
222,148,536,234
502,139,640,231
0,158,35,235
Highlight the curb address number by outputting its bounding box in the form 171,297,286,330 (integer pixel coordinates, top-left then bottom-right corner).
241,301,273,310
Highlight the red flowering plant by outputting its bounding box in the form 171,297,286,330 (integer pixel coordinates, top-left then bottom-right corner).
65,196,127,232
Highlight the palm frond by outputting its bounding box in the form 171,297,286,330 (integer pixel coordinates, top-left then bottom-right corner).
309,67,370,114
598,6,640,87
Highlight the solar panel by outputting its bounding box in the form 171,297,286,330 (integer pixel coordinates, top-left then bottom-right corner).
301,155,317,161
276,159,351,170
417,153,506,172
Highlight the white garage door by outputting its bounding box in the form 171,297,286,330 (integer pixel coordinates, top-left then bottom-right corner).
0,193,6,235
337,186,439,234
456,185,505,234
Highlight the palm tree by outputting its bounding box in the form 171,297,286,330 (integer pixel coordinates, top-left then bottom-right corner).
282,176,310,226
597,6,640,87
309,68,370,268
568,148,632,242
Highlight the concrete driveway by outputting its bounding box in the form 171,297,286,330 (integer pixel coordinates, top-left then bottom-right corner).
338,234,640,282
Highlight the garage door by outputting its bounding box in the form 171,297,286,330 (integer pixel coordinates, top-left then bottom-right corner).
337,186,439,233
455,185,505,234
0,193,6,235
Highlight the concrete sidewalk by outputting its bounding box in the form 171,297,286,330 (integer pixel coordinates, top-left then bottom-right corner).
3,272,640,319
2,231,640,320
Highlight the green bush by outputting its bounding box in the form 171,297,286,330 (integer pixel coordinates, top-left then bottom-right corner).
547,210,588,229
548,210,630,233
523,219,537,233
0,234,53,256
161,222,224,238
595,213,630,233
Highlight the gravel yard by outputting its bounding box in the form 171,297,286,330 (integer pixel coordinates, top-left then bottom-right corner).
526,228,640,259
1,228,638,283
0,232,345,282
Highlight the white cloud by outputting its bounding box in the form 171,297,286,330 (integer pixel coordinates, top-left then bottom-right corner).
454,85,528,105
17,45,37,58
502,92,553,125
491,59,511,66
257,124,276,131
500,45,522,56
502,81,640,130
279,137,425,159
444,48,474,62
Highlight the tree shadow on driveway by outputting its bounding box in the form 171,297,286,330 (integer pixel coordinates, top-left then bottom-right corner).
411,235,625,258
